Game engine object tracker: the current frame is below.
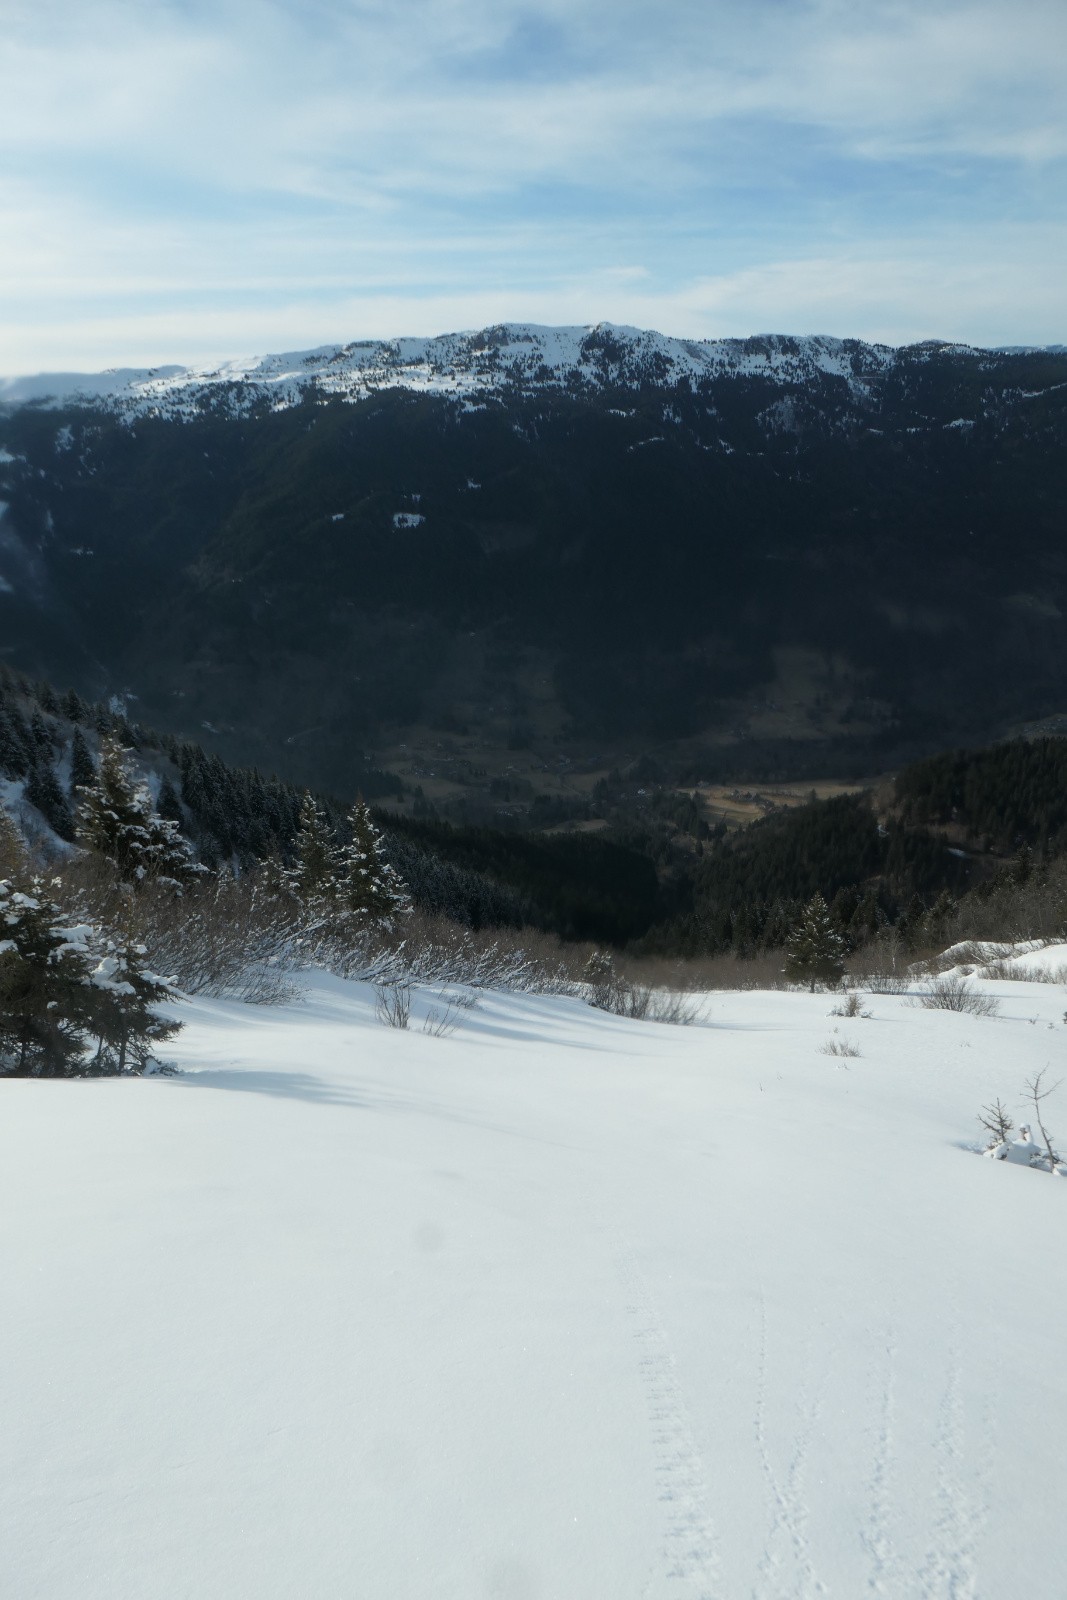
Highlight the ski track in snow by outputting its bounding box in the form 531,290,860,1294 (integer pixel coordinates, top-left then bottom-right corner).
615,1242,721,1599
861,1319,995,1600
751,1291,830,1600
916,1336,991,1600
861,1331,898,1595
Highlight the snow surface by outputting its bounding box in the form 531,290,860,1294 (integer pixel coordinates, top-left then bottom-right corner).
4,969,1067,1599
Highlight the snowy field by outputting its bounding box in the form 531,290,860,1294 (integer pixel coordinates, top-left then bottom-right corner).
4,968,1066,1599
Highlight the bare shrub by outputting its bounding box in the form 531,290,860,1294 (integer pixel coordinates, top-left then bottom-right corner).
916,975,1000,1017
610,948,787,993
982,957,1067,984
866,970,908,995
645,989,706,1025
849,931,908,994
421,1007,457,1038
1025,1069,1064,1174
980,958,1016,981
582,951,704,1025
374,982,411,1029
942,856,1067,947
830,992,871,1018
52,857,302,1003
316,911,584,994
819,1036,861,1057
421,988,479,1038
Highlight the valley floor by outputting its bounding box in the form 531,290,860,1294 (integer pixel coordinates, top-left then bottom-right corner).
3,969,1066,1598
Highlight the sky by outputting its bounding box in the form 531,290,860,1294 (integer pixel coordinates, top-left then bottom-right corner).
1,0,1065,372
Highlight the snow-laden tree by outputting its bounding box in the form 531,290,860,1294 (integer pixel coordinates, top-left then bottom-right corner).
338,798,410,924
784,893,846,991
77,736,200,887
285,791,341,910
0,874,96,1075
85,935,180,1074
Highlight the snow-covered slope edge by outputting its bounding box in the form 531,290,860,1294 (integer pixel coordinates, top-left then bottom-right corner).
0,322,991,418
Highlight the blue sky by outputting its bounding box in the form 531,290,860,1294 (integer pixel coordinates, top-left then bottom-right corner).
2,0,1065,371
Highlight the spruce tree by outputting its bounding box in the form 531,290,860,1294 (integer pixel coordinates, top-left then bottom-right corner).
68,728,97,797
25,759,76,841
784,893,846,991
62,688,87,724
0,875,95,1075
338,798,410,923
86,935,181,1073
0,806,26,878
285,792,341,909
156,775,184,827
28,709,54,756
77,736,200,886
0,706,32,778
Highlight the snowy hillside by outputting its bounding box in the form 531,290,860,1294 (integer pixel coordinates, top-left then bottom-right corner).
0,322,984,418
4,967,1066,1598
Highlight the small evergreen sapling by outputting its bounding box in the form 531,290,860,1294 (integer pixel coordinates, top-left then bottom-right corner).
785,893,847,992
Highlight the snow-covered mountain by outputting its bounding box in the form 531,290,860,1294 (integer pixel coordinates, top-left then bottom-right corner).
0,322,991,418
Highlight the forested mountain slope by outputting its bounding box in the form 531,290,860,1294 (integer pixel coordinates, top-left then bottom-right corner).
2,324,1066,796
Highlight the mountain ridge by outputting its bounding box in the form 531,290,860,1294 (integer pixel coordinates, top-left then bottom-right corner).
4,321,1056,418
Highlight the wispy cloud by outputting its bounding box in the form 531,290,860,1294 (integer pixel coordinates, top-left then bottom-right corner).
2,0,1064,368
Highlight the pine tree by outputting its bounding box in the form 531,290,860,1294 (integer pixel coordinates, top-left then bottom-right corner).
156,775,184,827
68,728,97,797
784,893,847,991
25,759,76,841
62,688,87,724
338,797,410,923
285,792,341,911
0,806,26,879
28,709,54,756
77,736,201,886
0,875,95,1075
0,706,32,778
86,935,181,1073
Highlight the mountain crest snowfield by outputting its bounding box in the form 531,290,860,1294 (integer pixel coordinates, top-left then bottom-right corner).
4,956,1066,1597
